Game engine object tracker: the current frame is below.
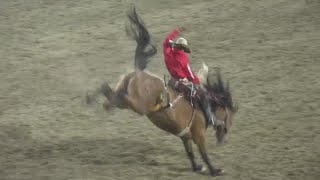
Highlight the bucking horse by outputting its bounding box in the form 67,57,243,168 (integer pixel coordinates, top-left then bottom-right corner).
88,6,237,177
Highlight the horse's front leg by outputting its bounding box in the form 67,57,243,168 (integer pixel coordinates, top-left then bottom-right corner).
193,132,223,176
181,137,206,173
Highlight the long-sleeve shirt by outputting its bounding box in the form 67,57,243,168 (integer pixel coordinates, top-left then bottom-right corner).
163,29,200,84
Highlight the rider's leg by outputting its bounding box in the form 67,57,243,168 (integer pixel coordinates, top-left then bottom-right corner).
200,94,217,127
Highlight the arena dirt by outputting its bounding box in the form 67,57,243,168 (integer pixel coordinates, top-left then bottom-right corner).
0,0,319,179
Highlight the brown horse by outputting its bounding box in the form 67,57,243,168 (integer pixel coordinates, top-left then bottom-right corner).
89,6,237,177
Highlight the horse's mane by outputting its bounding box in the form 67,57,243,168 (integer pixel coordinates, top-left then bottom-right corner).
126,6,157,71
206,70,238,113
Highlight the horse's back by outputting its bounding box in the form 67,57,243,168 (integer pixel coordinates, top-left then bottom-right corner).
134,71,165,95
125,70,164,109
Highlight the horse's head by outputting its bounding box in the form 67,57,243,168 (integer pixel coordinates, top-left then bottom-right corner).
206,68,238,144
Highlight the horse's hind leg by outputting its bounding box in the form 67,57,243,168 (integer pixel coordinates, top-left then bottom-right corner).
86,82,115,110
100,82,115,101
193,132,223,176
114,72,139,107
101,80,145,114
100,73,134,108
181,137,206,173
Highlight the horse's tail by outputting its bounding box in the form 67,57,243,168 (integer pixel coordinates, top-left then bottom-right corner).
126,5,157,71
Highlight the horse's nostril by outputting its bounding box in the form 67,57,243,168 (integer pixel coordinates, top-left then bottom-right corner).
224,128,228,133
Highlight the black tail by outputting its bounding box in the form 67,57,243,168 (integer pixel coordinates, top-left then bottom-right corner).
126,5,157,70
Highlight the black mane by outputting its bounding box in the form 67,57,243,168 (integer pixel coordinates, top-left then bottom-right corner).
206,69,238,113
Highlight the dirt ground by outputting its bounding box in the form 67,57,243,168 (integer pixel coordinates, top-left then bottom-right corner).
0,0,319,179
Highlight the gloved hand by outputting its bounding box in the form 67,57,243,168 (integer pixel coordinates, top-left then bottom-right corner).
182,78,188,82
177,27,186,32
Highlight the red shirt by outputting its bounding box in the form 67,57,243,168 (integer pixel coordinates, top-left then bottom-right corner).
163,29,200,84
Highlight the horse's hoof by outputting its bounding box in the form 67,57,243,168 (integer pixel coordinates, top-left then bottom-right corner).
193,165,206,173
210,168,224,177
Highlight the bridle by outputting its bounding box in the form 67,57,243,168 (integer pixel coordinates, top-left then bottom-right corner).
209,92,230,132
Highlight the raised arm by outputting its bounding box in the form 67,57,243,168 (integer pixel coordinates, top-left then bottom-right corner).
163,27,185,49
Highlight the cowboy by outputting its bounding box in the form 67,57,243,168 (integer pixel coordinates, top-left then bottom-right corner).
163,27,217,126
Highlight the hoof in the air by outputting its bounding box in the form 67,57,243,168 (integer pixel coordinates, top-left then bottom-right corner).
193,165,206,173
210,168,224,177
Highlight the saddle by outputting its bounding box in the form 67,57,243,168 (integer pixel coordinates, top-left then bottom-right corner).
167,79,207,109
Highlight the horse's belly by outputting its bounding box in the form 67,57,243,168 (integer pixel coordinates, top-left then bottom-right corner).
146,112,180,135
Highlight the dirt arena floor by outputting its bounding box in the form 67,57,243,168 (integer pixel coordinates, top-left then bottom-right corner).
0,0,319,179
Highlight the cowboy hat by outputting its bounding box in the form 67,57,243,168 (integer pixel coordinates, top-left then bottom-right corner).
175,37,190,53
